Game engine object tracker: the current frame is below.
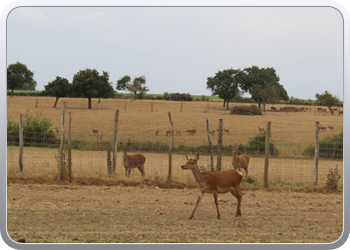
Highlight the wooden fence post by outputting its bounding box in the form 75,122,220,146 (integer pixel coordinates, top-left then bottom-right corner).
68,111,72,182
206,118,214,171
19,114,23,173
100,133,103,151
180,101,183,112
112,110,119,175
35,99,38,108
151,102,153,111
107,142,112,175
58,102,66,182
314,121,320,185
167,112,174,183
217,119,223,171
264,121,271,188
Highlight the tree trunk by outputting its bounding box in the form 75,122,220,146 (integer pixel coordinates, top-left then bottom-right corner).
328,106,334,115
223,100,226,107
53,97,59,108
11,89,14,97
226,100,230,110
88,97,92,109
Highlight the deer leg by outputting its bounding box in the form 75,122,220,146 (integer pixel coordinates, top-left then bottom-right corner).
230,188,242,217
189,191,205,219
213,192,220,219
137,166,145,176
245,167,248,176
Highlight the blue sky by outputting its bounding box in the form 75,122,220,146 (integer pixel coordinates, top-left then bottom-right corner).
6,5,344,101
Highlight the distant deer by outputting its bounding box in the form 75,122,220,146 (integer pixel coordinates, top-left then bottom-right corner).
319,125,327,131
120,142,146,177
55,127,59,135
209,129,216,136
328,126,334,130
231,145,250,175
176,130,181,136
257,126,265,133
91,127,99,136
223,128,230,134
155,130,159,136
165,130,171,136
185,129,196,135
181,154,242,219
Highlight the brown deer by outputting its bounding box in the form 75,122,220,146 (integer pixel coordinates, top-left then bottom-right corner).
328,126,334,130
185,129,196,135
176,130,181,136
181,154,242,219
223,128,230,134
55,127,59,135
155,130,159,136
120,142,146,177
91,127,99,136
257,126,265,133
209,129,216,136
319,125,327,131
231,145,250,175
165,130,171,136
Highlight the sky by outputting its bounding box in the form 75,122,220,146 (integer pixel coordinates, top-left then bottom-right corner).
6,5,344,101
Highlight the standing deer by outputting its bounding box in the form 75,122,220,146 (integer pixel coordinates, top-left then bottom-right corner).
165,130,171,136
120,142,146,177
231,145,250,175
223,128,230,134
91,127,99,136
257,126,265,133
155,130,159,136
55,127,59,135
181,154,242,219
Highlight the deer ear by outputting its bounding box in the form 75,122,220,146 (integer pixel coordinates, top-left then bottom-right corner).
185,155,189,160
195,154,199,161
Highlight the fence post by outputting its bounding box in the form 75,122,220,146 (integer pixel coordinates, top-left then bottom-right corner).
112,110,119,175
107,142,112,175
19,114,23,173
151,102,153,111
180,101,183,112
206,118,214,171
314,121,320,185
100,133,103,151
58,102,66,182
264,121,271,188
67,112,72,182
167,112,174,183
217,119,223,171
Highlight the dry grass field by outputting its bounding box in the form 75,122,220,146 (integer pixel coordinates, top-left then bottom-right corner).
7,96,343,184
6,96,344,244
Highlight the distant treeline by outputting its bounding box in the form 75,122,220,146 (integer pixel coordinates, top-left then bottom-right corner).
6,90,343,106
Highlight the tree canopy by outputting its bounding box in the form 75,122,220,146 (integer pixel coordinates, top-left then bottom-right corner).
116,75,149,100
7,62,34,97
206,69,242,109
71,69,114,109
238,66,289,110
315,91,340,115
43,76,71,108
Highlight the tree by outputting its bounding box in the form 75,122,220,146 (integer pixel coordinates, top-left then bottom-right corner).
238,66,288,110
315,91,340,115
116,75,149,100
206,68,242,110
43,76,71,108
7,62,34,97
22,80,37,91
71,69,115,109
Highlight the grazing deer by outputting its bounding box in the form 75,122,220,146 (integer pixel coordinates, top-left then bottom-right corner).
209,129,216,136
319,126,327,131
223,128,230,134
55,127,59,135
231,145,250,175
155,130,159,136
181,154,242,219
91,127,99,136
165,130,171,136
328,126,334,130
185,129,196,135
257,126,265,133
120,142,146,177
271,107,276,111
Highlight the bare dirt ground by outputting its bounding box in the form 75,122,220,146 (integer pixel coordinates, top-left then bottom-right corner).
7,183,343,244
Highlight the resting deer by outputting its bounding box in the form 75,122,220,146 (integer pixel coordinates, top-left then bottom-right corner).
231,145,250,175
120,142,146,177
91,127,99,136
181,154,242,219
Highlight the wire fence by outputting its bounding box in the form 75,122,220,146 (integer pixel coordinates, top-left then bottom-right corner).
7,127,343,186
